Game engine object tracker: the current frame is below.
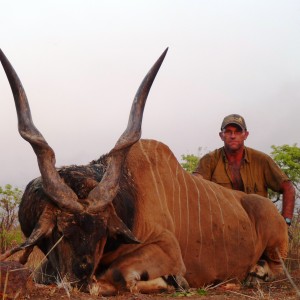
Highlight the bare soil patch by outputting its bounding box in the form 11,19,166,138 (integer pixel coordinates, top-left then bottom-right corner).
7,269,299,300
2,248,300,299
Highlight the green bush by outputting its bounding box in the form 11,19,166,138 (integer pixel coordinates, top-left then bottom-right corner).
0,184,23,253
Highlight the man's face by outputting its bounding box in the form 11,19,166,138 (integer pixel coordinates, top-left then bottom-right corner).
219,124,249,153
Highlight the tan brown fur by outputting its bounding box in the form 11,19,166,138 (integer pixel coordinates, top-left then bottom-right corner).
105,139,288,287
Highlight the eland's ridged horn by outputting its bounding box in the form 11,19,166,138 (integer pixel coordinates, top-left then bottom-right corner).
86,48,168,213
0,49,84,213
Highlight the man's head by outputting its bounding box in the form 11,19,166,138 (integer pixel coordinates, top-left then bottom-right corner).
219,114,249,153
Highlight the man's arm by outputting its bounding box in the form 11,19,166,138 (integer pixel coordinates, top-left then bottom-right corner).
281,180,295,221
262,153,295,222
192,153,212,179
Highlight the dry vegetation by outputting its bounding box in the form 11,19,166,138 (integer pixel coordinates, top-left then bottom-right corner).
1,214,300,299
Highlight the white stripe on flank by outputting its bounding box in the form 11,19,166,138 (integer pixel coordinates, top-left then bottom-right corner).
153,141,174,231
217,187,242,272
175,162,182,241
139,141,164,212
180,168,190,259
165,152,176,228
230,190,256,251
197,179,217,270
190,175,202,262
206,183,229,275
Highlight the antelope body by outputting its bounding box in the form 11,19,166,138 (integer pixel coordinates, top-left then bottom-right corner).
0,49,288,295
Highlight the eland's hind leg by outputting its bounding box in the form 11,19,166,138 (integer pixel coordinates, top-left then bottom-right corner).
241,194,289,283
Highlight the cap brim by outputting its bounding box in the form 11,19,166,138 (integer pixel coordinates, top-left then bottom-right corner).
222,122,246,130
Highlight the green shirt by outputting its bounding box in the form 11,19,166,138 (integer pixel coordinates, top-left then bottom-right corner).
193,146,289,197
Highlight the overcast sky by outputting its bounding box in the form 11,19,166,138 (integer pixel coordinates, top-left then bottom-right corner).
1,0,299,189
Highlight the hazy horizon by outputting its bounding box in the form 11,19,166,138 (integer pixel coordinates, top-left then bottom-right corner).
1,0,299,189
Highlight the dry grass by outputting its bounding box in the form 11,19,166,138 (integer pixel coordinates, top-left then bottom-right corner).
287,211,300,271
6,245,299,299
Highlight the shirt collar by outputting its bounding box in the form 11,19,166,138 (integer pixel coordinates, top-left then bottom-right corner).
221,146,250,163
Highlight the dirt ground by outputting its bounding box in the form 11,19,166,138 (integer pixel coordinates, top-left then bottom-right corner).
11,269,300,300
2,249,300,299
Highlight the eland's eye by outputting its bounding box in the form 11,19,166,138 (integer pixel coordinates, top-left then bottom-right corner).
62,225,79,238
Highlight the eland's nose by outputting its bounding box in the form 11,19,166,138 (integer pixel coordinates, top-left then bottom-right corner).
73,257,93,279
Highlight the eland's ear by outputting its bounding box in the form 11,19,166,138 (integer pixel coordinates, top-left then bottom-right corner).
21,205,56,248
0,206,55,262
107,206,141,244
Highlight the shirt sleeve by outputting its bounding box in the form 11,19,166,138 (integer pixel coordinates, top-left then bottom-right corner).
263,154,290,193
193,152,214,180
